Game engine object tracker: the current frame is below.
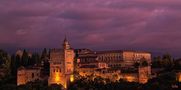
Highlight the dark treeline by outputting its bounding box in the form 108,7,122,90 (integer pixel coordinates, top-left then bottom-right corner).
152,53,181,70
10,48,50,76
0,48,50,87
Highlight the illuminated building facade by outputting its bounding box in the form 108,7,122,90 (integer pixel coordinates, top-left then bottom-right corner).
77,49,151,68
48,38,74,88
122,51,151,67
138,66,151,84
16,39,152,87
76,49,151,83
176,72,181,82
77,65,151,83
17,66,41,86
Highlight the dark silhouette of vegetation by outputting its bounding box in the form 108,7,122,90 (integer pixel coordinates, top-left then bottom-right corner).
21,50,29,67
174,59,181,70
0,50,11,76
152,53,175,70
141,60,148,66
41,48,50,76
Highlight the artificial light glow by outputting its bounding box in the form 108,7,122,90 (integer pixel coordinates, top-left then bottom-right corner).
140,79,148,84
179,75,181,82
70,75,74,82
55,72,60,82
126,76,135,82
64,84,67,89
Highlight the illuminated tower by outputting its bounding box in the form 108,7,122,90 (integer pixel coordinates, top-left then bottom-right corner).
138,66,151,84
63,37,74,75
48,37,74,88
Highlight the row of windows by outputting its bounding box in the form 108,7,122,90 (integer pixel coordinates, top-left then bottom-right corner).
99,53,121,57
99,56,122,61
52,69,72,73
67,62,72,64
108,64,121,68
18,73,39,78
31,73,39,78
53,68,61,72
80,58,97,63
80,56,122,63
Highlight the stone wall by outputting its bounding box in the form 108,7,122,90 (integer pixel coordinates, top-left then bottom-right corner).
17,67,41,86
176,72,181,82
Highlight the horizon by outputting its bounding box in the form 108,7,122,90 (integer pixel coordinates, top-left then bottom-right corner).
1,41,177,59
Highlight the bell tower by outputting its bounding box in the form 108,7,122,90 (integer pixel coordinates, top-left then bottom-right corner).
48,37,75,89
63,37,74,75
63,36,71,50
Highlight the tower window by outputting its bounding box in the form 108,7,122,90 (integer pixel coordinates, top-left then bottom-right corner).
67,62,71,64
67,69,71,72
32,73,34,78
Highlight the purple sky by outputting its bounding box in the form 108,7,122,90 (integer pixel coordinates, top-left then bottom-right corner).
0,0,181,57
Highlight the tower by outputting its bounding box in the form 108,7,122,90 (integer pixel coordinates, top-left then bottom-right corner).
63,37,74,75
63,37,71,49
138,66,151,84
48,37,75,89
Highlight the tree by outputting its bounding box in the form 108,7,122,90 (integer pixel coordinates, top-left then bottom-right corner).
142,61,148,67
0,50,11,75
162,53,174,69
21,50,29,67
10,54,16,75
174,59,181,70
41,48,50,75
11,54,22,76
143,72,177,90
41,48,48,60
152,56,162,68
31,53,40,66
15,55,21,68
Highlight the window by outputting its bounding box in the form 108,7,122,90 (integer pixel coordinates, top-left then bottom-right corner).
67,69,71,72
67,62,71,64
32,73,34,78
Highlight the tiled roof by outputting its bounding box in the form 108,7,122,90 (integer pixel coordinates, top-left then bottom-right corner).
96,50,123,54
96,50,150,54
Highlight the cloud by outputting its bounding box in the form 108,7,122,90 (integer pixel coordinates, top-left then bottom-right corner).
84,34,105,44
16,29,28,35
0,0,181,57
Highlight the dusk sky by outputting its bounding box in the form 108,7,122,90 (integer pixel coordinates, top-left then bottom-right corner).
0,0,181,57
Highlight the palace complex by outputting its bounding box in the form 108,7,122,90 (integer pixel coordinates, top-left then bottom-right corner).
17,38,152,89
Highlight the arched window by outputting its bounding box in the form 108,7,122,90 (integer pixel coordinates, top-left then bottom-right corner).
32,73,34,78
